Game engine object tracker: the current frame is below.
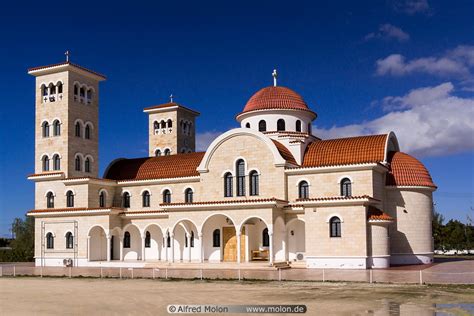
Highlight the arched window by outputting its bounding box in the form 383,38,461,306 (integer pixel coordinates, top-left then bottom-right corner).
85,124,91,139
42,155,50,171
249,171,259,196
277,119,286,131
155,149,161,157
162,189,171,204
258,120,266,132
75,156,82,171
213,229,220,247
66,232,74,249
185,188,193,203
99,191,105,207
161,120,166,129
308,123,312,135
53,154,60,170
262,228,269,247
75,122,81,137
164,148,171,156
245,122,250,128
86,89,93,103
145,231,151,248
166,231,171,248
85,157,91,173
49,84,56,95
330,217,341,237
57,82,63,94
296,120,301,132
53,120,60,136
42,122,49,137
74,84,79,98
298,181,309,199
66,191,74,207
80,87,85,98
236,159,245,196
224,172,233,197
142,190,150,207
340,178,352,197
46,232,54,249
46,192,54,208
124,232,131,248
154,121,159,133
167,119,172,128
42,85,48,97
123,192,130,208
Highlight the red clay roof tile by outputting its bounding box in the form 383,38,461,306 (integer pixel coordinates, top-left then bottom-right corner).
367,206,394,221
386,151,436,188
272,140,298,165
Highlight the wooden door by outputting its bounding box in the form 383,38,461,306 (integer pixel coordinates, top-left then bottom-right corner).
223,227,245,262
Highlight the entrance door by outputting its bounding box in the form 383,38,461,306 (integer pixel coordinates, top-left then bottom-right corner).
222,227,245,262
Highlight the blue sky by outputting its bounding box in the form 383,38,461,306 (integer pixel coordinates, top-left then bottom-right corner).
0,0,473,237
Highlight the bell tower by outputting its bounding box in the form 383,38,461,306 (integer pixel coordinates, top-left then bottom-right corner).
144,99,200,157
28,55,106,178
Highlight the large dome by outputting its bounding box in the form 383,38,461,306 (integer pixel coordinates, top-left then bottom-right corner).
241,86,314,115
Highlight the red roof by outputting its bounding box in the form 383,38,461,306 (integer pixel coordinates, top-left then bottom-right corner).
27,61,106,79
367,206,394,221
240,86,316,116
272,140,298,165
302,134,388,167
143,102,200,115
104,152,205,181
386,152,436,188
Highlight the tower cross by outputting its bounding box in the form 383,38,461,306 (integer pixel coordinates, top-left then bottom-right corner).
170,94,174,103
65,50,70,62
272,69,278,87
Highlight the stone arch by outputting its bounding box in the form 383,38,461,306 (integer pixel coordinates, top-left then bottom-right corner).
172,219,199,262
143,223,164,261
200,213,237,262
122,223,142,260
88,225,107,261
286,218,306,261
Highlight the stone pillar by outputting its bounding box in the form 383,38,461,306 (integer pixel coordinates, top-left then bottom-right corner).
236,230,242,264
187,233,192,262
170,233,175,263
87,236,91,262
106,236,111,262
283,229,288,262
198,232,203,263
119,237,124,261
141,235,146,261
269,232,274,265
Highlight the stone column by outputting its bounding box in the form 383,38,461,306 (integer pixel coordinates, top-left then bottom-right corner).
106,236,111,262
236,230,242,264
170,233,175,263
141,235,146,261
87,236,91,262
119,237,124,261
283,229,288,262
269,231,274,265
198,232,203,263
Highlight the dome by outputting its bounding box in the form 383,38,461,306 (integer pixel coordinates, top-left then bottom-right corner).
386,152,436,188
240,86,315,116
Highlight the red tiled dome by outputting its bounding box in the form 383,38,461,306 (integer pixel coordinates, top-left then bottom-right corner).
386,152,436,188
241,86,314,115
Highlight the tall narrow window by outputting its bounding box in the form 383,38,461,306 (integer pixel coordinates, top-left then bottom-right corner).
49,84,56,95
123,192,130,208
161,120,166,129
236,159,245,196
167,119,172,128
308,123,312,135
66,232,74,249
155,149,161,157
99,191,105,207
46,232,54,249
46,192,54,208
185,188,193,203
224,172,233,197
262,228,269,247
85,124,91,139
145,231,151,248
85,158,91,173
53,120,60,136
86,89,92,103
124,232,131,248
166,232,171,248
75,156,82,171
164,149,171,156
213,229,220,247
340,178,352,197
53,154,60,170
249,171,259,196
142,190,150,207
42,156,50,171
277,119,286,131
258,120,266,132
330,217,341,237
80,87,85,98
66,191,74,207
298,181,309,199
75,122,81,137
42,122,49,137
43,85,48,97
74,84,78,97
57,82,63,94
190,231,194,248
163,189,171,204
296,120,302,132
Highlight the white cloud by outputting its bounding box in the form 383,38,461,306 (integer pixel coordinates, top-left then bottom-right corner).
196,131,222,151
364,24,410,42
393,0,431,15
314,82,474,158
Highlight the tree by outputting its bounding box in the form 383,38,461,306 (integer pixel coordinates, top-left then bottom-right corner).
433,210,445,250
8,216,35,262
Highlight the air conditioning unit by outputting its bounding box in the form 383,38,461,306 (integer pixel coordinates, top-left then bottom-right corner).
296,252,305,261
63,258,73,267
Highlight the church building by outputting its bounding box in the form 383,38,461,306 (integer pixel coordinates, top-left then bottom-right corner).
26,58,437,269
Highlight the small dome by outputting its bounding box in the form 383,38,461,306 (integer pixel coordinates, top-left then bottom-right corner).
241,86,314,115
386,152,436,188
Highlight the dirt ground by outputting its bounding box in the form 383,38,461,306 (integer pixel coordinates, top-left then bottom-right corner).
0,278,473,315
